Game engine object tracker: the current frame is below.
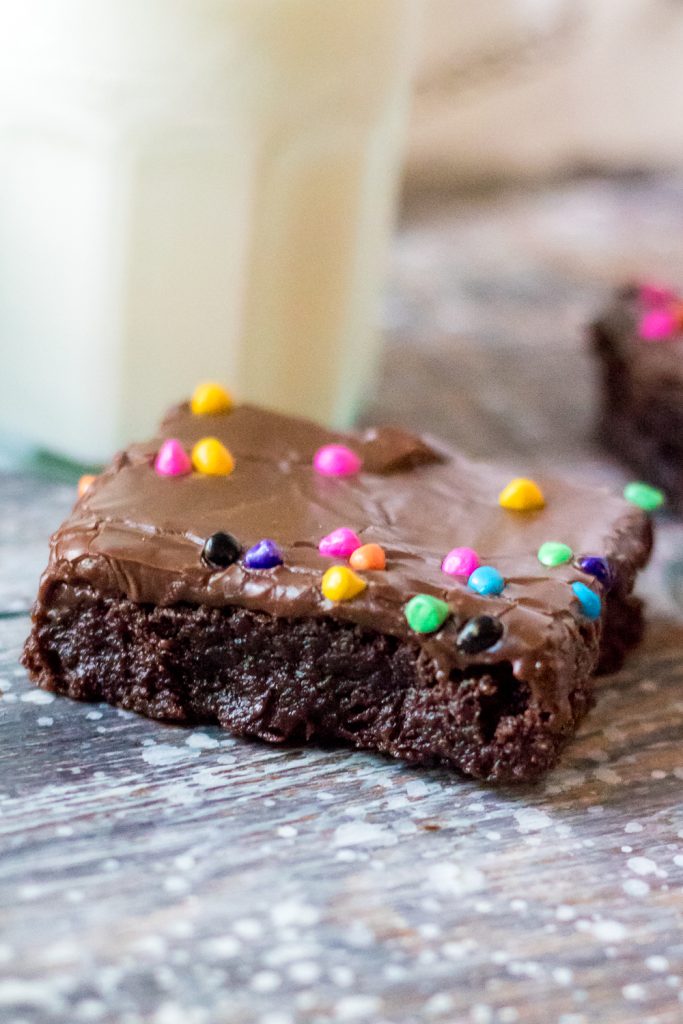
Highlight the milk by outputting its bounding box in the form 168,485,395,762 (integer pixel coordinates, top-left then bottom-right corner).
0,1,419,462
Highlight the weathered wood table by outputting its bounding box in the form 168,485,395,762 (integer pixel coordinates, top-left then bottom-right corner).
1,176,682,1024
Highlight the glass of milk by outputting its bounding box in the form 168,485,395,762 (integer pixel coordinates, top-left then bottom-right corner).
0,0,420,463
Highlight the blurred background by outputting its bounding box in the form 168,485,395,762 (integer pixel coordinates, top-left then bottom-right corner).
1,0,683,473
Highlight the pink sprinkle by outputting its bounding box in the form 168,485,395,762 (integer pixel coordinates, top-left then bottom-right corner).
318,527,362,559
313,444,362,477
154,438,192,477
638,308,677,342
442,546,479,578
638,282,677,308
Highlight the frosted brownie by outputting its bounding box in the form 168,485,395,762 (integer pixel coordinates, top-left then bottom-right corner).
23,387,653,782
591,282,682,511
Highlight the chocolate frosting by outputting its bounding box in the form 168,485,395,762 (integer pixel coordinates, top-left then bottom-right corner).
45,403,652,724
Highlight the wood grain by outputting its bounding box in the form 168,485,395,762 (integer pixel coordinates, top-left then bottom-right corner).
1,175,682,1024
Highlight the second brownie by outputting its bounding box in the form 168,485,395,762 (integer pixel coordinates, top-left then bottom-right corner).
591,283,683,510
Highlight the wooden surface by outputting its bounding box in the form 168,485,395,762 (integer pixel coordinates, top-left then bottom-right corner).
1,176,683,1024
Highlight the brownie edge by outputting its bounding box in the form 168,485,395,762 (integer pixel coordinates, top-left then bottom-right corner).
23,579,644,783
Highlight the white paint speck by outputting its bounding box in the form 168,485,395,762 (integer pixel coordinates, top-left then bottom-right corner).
287,961,320,985
443,940,477,961
162,876,189,895
585,748,609,763
624,821,644,834
185,732,219,750
201,936,241,959
645,955,669,972
622,984,646,1001
142,744,195,767
131,935,166,958
332,822,397,848
423,992,453,1016
622,878,650,897
85,710,103,720
556,905,576,922
334,995,382,1020
552,967,574,985
250,971,281,993
513,808,552,832
37,716,54,727
589,920,627,943
627,856,658,877
258,1013,293,1024
276,825,298,839
345,922,375,949
19,884,42,900
21,689,55,705
74,998,107,1020
593,766,621,785
425,862,485,896
233,918,264,940
271,901,319,928
406,779,429,798
0,979,65,1010
193,769,227,790
330,966,355,988
673,854,683,868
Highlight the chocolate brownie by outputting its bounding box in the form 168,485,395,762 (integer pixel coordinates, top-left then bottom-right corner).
591,282,683,511
23,391,653,782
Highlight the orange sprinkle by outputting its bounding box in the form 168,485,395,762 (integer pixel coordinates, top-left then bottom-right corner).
349,543,386,571
77,474,95,498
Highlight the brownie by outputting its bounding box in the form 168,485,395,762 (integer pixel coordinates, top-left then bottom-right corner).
23,399,652,782
591,282,683,511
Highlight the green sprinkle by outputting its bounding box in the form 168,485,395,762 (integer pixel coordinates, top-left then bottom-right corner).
623,481,665,512
537,541,573,567
404,594,450,634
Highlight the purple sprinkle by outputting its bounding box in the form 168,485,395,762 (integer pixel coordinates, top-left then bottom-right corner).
578,555,613,591
244,539,283,570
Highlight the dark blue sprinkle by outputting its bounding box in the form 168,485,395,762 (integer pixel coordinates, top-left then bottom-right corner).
577,555,614,591
244,539,283,570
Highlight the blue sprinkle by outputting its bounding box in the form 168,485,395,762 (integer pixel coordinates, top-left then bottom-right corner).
244,538,283,570
467,565,505,596
571,581,601,620
577,555,613,591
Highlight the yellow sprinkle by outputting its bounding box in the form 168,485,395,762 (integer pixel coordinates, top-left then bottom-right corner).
77,474,96,498
321,565,367,602
499,477,545,512
190,381,233,416
191,437,235,476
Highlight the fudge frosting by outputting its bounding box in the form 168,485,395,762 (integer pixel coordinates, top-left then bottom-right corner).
47,402,651,723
